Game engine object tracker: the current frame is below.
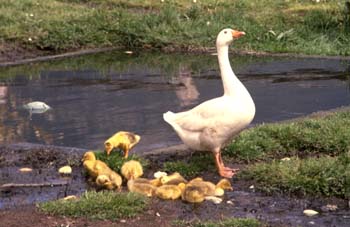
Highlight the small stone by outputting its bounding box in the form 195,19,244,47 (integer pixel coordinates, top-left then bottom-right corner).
249,185,255,189
156,212,160,217
63,195,77,200
227,200,234,205
19,167,33,172
321,204,338,212
205,196,222,204
308,221,316,225
154,171,167,179
120,219,126,223
59,166,72,175
303,209,319,217
281,157,291,161
124,51,133,54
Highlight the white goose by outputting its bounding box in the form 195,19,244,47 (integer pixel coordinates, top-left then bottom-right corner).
163,28,255,178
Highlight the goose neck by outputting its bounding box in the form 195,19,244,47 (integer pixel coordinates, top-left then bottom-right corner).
217,45,240,96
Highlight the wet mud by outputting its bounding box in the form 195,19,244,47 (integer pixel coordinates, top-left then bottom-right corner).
0,143,349,227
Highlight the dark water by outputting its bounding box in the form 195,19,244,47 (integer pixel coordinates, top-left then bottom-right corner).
0,51,349,153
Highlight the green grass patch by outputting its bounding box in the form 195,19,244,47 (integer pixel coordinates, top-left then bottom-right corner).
94,150,149,174
239,153,350,198
38,190,148,220
173,217,264,227
226,111,350,162
162,153,214,178
1,0,350,55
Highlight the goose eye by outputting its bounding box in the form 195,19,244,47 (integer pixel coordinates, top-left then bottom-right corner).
224,31,227,34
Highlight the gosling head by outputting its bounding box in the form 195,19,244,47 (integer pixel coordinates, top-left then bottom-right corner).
104,142,113,156
82,151,96,162
216,178,233,190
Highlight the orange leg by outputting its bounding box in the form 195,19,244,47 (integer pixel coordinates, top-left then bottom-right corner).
213,149,239,178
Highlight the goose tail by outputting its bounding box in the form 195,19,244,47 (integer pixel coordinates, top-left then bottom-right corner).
163,111,175,125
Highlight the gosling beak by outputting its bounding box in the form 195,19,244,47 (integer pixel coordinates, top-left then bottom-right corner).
232,30,245,38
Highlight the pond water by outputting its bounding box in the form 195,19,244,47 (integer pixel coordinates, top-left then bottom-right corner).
0,51,349,153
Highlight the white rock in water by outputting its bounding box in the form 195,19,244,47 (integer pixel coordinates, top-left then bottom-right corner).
23,101,51,111
59,166,72,175
303,209,319,216
154,171,167,179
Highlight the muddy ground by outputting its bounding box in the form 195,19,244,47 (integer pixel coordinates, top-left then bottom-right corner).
0,143,349,227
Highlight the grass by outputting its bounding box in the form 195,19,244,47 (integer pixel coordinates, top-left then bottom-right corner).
38,190,148,220
94,150,149,174
162,153,214,178
173,217,264,227
1,0,350,55
230,110,350,198
226,111,350,163
239,153,350,198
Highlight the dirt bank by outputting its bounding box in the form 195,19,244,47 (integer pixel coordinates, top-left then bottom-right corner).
0,142,349,227
2,44,350,68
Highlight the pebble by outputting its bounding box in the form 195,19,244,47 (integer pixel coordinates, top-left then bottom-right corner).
154,171,167,179
124,51,133,55
59,166,72,175
303,209,319,217
120,219,126,223
281,157,291,161
156,212,160,217
205,196,222,204
19,167,33,172
321,204,338,212
63,195,77,200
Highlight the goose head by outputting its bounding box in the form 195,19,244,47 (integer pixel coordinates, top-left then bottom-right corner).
216,28,245,48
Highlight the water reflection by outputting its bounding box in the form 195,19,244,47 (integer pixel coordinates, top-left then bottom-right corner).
174,65,200,107
0,52,349,153
0,86,7,105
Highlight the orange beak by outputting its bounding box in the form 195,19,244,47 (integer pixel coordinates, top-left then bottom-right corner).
232,30,246,38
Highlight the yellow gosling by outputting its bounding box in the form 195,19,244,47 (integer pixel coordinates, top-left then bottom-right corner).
95,171,122,190
127,179,156,197
181,184,206,203
121,160,143,180
104,131,141,158
132,177,162,187
82,151,112,179
160,172,187,185
155,184,184,200
187,178,216,196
